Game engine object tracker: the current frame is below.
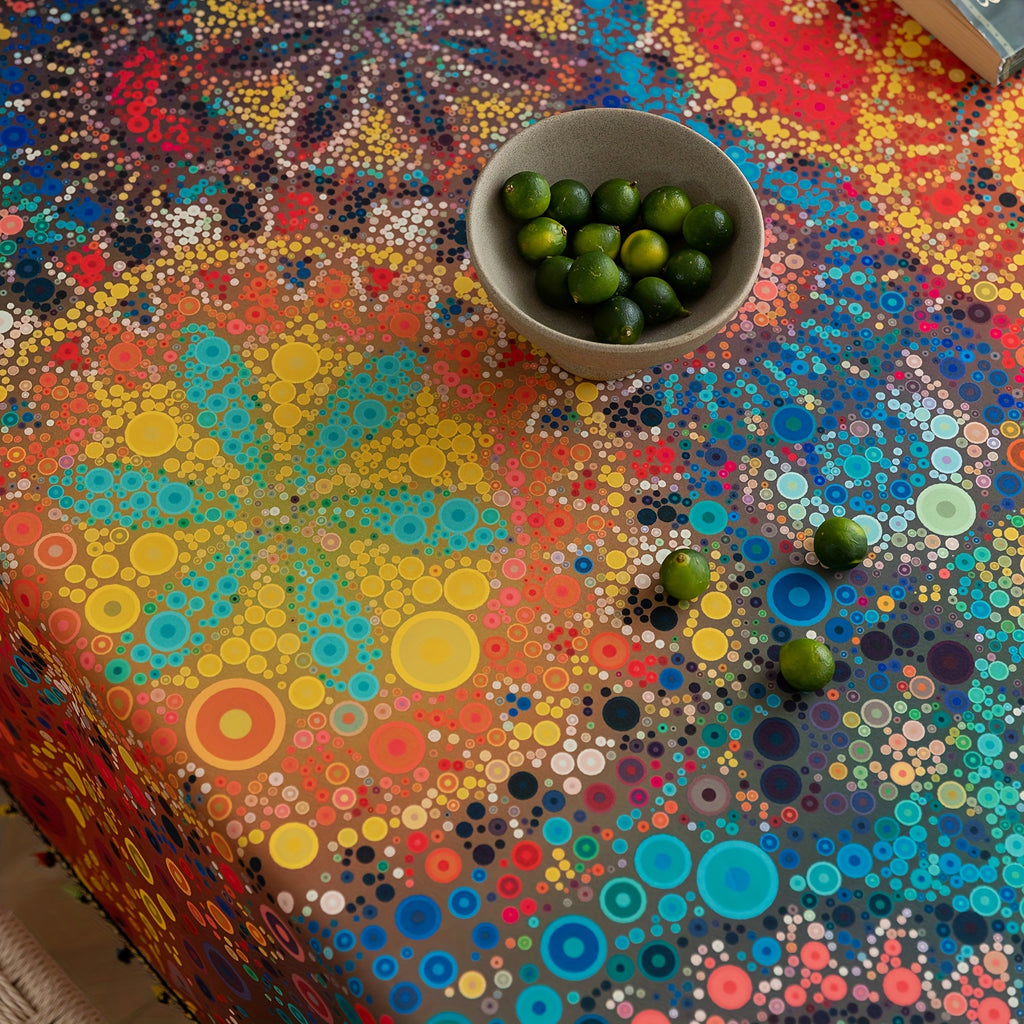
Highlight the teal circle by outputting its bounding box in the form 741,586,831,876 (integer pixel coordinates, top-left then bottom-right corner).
634,833,692,889
657,893,687,921
426,1014,472,1024
515,984,562,1024
969,886,1000,915
542,817,573,846
84,468,114,492
599,877,647,923
348,673,379,701
311,633,349,667
157,483,194,514
843,454,871,480
392,514,427,544
145,611,190,652
540,916,607,981
606,954,634,981
895,799,921,825
195,335,230,366
354,400,387,427
695,840,779,919
806,861,842,896
439,498,478,533
689,500,728,534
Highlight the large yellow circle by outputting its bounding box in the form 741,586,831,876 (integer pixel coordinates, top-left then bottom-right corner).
693,627,728,662
269,822,319,870
85,584,141,633
125,411,179,457
444,568,490,610
288,675,325,710
409,445,446,477
391,611,480,692
272,341,321,383
130,533,179,575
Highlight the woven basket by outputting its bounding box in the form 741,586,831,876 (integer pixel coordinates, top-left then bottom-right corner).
0,907,105,1024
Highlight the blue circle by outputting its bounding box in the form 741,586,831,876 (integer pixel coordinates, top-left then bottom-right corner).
157,483,194,514
419,951,458,988
742,536,772,562
836,843,873,879
516,985,562,1024
426,1015,471,1024
824,616,853,643
448,887,480,919
541,916,607,981
767,568,832,626
689,500,728,534
388,982,421,1014
472,922,499,949
372,956,398,980
392,514,427,544
311,633,348,667
145,611,190,652
772,405,816,443
696,840,779,919
659,667,684,691
439,498,478,533
634,833,692,889
394,896,441,940
752,936,781,965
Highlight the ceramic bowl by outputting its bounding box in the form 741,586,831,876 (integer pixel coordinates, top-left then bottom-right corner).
466,107,765,381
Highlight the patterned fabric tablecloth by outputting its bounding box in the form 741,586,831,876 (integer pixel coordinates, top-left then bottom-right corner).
2,2,1024,1023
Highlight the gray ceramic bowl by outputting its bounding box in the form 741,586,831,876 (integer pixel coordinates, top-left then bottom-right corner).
467,108,765,381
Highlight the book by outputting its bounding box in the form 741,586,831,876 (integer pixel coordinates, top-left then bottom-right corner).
895,0,1024,84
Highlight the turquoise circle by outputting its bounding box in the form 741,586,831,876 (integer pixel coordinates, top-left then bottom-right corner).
657,893,687,921
634,833,692,889
439,498,478,533
767,568,831,626
426,1014,472,1024
836,843,872,879
969,886,1000,915
599,877,647,923
895,799,921,825
542,817,573,846
84,468,114,492
977,734,1003,757
145,611,190,652
354,400,387,427
689,500,728,534
348,673,379,701
157,483,194,514
806,861,842,896
844,454,871,480
195,335,230,366
515,984,562,1024
392,514,427,544
695,840,779,919
311,633,349,667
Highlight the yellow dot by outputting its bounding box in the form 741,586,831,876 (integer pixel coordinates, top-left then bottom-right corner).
219,709,252,740
198,654,222,677
258,584,285,608
391,611,480,692
409,444,447,477
84,584,141,633
534,720,561,747
576,382,599,402
268,822,319,870
412,576,443,604
692,627,728,662
272,341,321,382
402,805,428,830
606,550,627,570
701,592,732,620
459,462,483,484
709,76,737,100
399,556,425,580
289,675,325,710
125,411,179,457
336,827,358,849
361,576,385,598
273,403,302,427
458,971,487,999
221,637,250,664
443,567,490,610
192,437,220,460
268,380,296,403
130,533,179,575
362,816,388,842
92,554,119,579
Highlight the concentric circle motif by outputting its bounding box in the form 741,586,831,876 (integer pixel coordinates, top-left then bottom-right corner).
915,482,976,536
515,985,562,1024
767,568,831,626
368,721,426,774
260,904,305,961
185,678,286,771
203,944,250,1001
686,774,732,817
330,701,369,736
269,822,320,871
637,940,679,981
696,840,779,919
394,895,442,940
633,833,692,889
541,916,608,981
391,611,480,692
599,876,647,923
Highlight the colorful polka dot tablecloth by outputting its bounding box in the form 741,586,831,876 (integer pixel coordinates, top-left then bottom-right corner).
2,2,1024,1023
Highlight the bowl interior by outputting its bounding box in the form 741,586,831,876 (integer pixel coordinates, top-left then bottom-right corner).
467,108,764,358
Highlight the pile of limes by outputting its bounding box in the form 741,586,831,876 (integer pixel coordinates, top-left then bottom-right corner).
501,171,735,346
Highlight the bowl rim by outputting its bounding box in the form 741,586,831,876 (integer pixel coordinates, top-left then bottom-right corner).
466,107,765,362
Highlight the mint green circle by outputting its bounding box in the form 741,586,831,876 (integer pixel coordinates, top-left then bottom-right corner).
916,483,976,536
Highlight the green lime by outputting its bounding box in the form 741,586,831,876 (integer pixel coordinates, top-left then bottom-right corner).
683,203,734,255
548,179,592,228
813,516,868,571
516,216,567,264
641,185,692,235
572,222,620,259
779,637,835,693
659,548,710,601
630,276,684,325
619,229,669,277
501,171,550,220
567,251,621,305
663,248,713,301
592,178,641,226
614,265,633,297
592,296,644,345
535,255,575,309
